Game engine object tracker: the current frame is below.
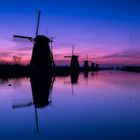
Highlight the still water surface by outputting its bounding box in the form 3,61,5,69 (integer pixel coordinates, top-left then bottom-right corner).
0,71,140,140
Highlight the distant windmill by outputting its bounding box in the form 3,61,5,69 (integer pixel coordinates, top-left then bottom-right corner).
83,54,89,71
64,44,80,71
90,62,96,71
13,11,55,67
94,60,99,71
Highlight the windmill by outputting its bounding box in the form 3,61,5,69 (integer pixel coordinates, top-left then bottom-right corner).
83,54,89,71
13,10,55,67
93,60,99,71
83,55,97,71
64,44,80,71
95,63,99,71
90,62,95,71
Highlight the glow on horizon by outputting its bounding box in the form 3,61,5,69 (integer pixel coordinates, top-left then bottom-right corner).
0,32,140,66
0,40,140,66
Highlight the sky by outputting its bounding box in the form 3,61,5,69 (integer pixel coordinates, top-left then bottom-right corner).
0,0,140,66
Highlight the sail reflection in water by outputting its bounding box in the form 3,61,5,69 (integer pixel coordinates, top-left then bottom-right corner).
0,71,140,140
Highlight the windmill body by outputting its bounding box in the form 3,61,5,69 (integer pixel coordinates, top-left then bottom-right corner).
70,55,80,71
90,62,95,71
83,55,89,71
84,60,89,71
95,63,99,70
30,35,54,71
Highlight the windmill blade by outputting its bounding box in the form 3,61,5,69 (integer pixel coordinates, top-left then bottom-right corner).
12,99,33,109
87,54,89,61
36,10,41,36
72,44,75,56
13,35,34,41
34,107,39,133
12,102,33,109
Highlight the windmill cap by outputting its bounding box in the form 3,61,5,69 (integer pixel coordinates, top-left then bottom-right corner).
34,35,52,43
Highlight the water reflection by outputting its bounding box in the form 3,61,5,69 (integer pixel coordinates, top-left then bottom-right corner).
30,76,54,108
70,71,79,84
0,71,140,140
30,75,54,132
84,71,89,79
12,75,55,132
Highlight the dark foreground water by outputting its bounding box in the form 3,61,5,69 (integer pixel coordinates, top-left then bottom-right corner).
0,71,140,140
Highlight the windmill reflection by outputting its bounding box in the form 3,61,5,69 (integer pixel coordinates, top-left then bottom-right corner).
70,71,79,84
12,76,54,109
30,75,54,132
12,75,54,133
64,72,79,95
84,71,89,79
30,76,54,108
71,72,79,95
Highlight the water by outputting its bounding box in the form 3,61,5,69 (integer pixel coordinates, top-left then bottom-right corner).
0,71,140,140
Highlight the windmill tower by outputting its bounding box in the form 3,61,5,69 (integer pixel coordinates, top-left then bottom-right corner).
90,62,95,71
13,10,55,70
83,54,89,71
64,44,80,71
94,60,99,71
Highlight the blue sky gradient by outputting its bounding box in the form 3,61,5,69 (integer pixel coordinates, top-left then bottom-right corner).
0,0,140,65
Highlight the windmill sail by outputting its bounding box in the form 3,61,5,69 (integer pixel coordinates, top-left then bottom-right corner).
13,35,33,41
36,10,41,37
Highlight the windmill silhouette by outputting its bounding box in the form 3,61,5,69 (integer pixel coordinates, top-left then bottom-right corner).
83,55,97,71
90,62,96,71
83,54,89,71
64,44,80,71
93,60,99,71
13,10,55,69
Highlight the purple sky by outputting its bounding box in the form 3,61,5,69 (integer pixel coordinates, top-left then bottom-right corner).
0,0,140,66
